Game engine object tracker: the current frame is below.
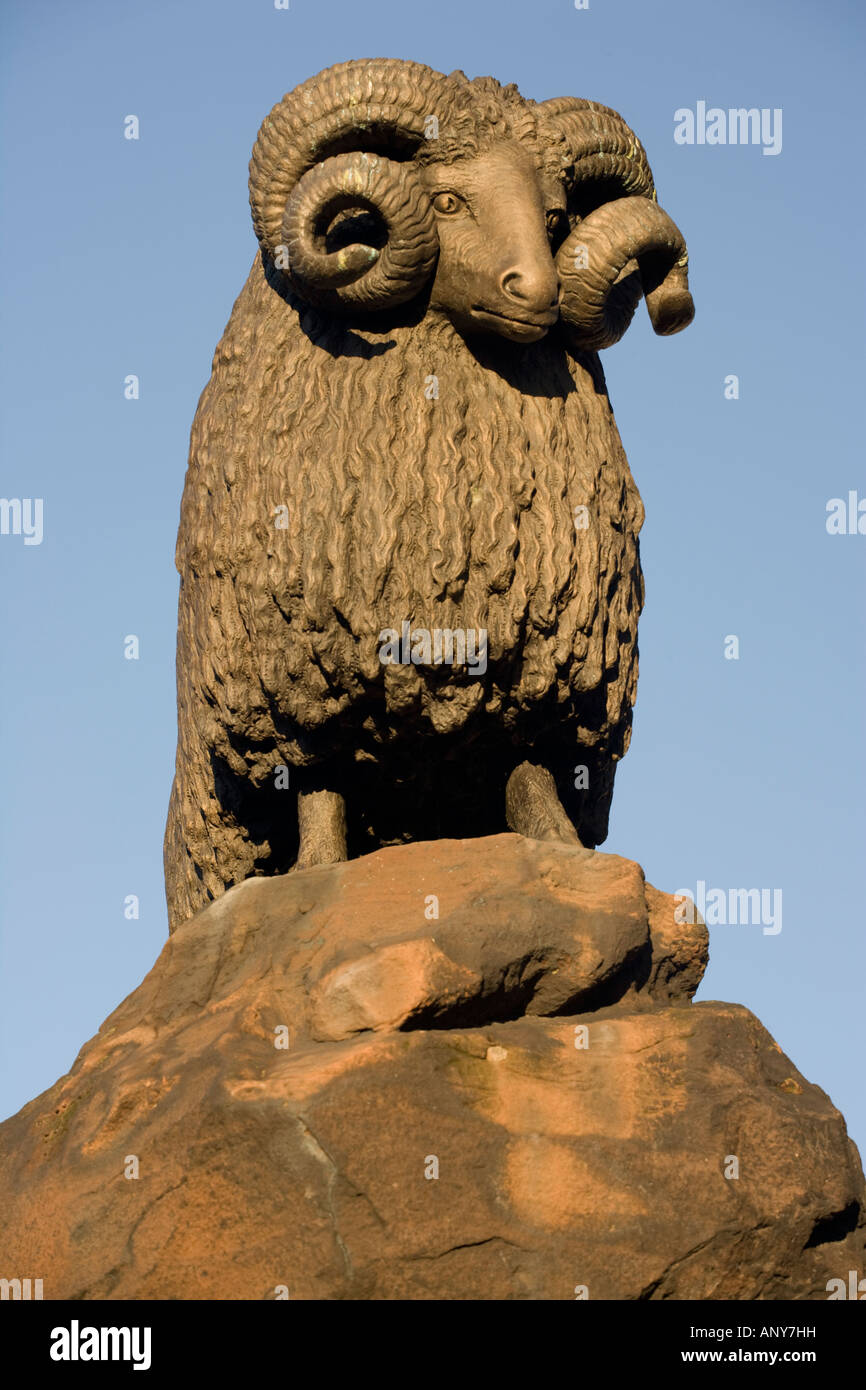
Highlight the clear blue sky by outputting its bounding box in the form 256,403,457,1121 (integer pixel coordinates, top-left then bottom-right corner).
2,0,864,1160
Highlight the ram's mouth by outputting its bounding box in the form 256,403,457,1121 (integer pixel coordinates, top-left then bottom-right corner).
470,304,558,342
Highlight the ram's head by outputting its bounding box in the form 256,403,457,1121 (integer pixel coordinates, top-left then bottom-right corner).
249,58,694,349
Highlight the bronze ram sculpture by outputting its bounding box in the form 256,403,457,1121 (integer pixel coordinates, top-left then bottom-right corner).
164,58,694,931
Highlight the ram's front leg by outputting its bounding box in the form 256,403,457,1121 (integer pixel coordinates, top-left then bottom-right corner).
505,760,586,847
294,786,348,870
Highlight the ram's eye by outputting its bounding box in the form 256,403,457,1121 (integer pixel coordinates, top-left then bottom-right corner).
546,209,568,239
432,191,463,215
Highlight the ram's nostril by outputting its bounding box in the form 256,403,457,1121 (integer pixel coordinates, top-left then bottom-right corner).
500,269,523,301
500,266,561,313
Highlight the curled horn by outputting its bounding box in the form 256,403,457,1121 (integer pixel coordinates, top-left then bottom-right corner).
249,58,449,311
556,196,694,350
534,96,656,206
281,153,438,310
536,97,694,346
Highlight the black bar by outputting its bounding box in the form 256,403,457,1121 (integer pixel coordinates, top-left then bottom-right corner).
1,1299,859,1376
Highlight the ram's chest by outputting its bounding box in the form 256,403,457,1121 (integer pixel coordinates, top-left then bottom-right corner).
181,283,643,728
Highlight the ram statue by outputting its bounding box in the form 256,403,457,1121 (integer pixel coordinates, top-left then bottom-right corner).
164,57,694,931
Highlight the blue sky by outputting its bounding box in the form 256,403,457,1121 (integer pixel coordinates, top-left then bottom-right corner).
1,0,864,1161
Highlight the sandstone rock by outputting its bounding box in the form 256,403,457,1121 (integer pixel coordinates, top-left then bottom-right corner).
0,835,861,1300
